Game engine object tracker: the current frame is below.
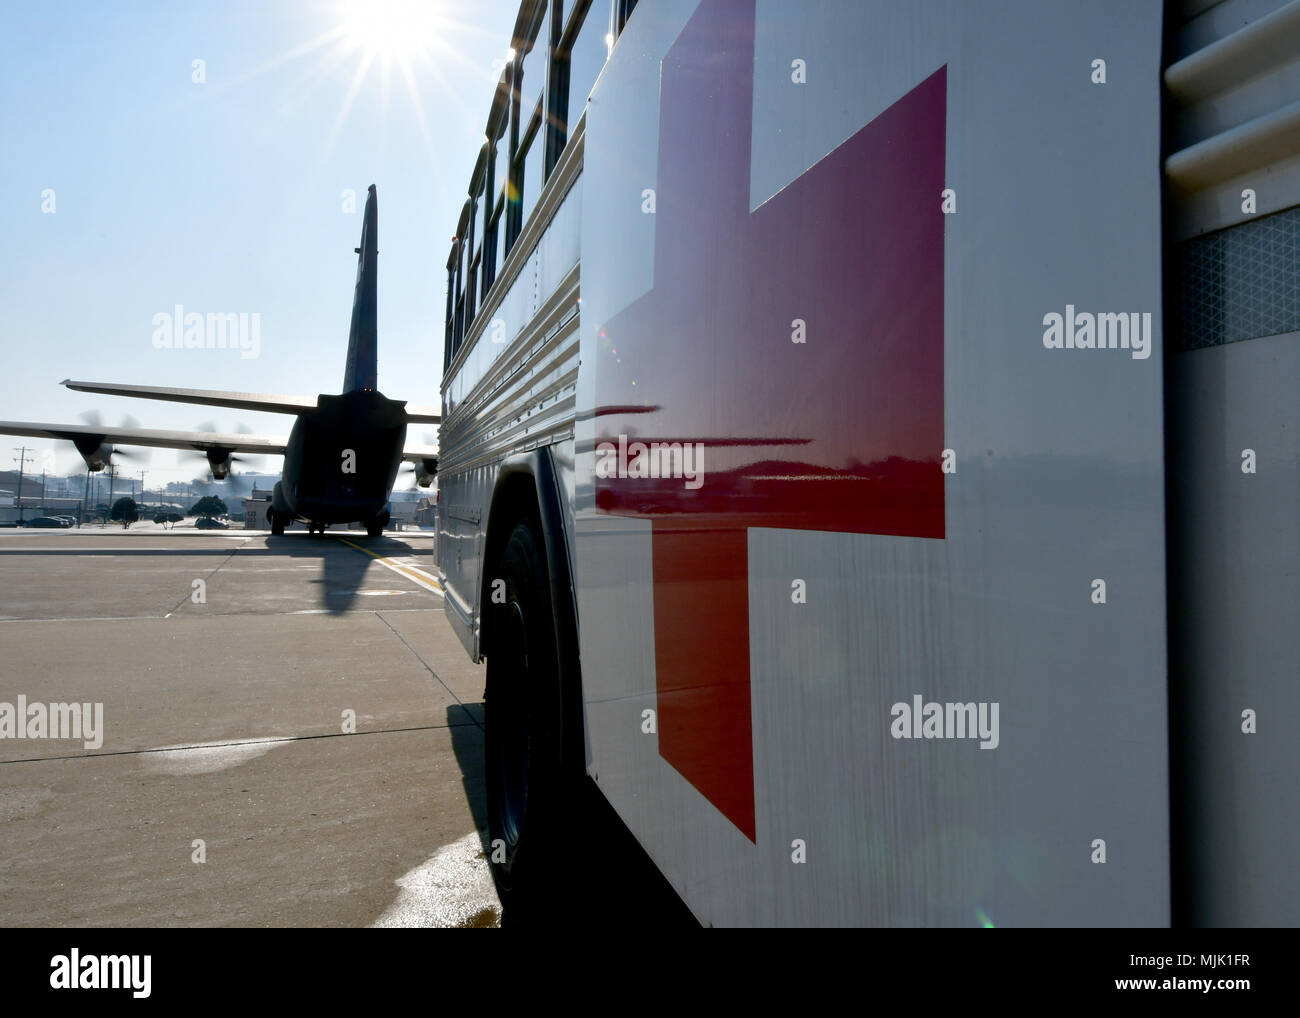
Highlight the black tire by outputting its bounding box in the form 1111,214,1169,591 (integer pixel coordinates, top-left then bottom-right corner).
485,515,580,915
269,511,285,536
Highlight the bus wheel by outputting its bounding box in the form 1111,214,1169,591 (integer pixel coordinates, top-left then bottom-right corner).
486,515,575,914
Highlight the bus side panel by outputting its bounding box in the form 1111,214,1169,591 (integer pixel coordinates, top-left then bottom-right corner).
1164,0,1300,927
1170,336,1300,926
437,465,490,659
438,157,584,661
575,0,1168,926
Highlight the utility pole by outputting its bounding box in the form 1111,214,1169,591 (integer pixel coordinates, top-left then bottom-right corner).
12,447,26,524
40,468,46,517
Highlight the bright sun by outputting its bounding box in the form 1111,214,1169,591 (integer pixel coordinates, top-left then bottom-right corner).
223,0,482,165
337,0,449,65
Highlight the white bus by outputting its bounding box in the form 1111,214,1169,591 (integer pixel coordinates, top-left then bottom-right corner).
436,0,1299,926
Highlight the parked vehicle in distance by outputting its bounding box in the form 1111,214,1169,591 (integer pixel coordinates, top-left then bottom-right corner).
195,517,228,530
22,517,65,528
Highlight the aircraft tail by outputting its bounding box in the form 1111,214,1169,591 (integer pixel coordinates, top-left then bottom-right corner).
343,184,379,393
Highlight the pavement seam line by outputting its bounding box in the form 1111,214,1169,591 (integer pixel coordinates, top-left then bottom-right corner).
374,610,483,731
0,721,479,766
162,537,251,617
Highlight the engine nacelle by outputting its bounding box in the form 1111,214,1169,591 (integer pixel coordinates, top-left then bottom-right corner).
72,435,110,472
414,456,437,488
206,448,234,480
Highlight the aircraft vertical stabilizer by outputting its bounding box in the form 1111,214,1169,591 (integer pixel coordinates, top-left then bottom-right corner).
343,184,379,393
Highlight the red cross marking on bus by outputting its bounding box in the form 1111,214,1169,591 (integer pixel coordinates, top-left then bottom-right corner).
594,0,946,841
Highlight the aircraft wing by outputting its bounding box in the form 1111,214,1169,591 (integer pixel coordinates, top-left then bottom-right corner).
62,380,317,416
401,445,439,464
0,420,288,455
63,380,442,423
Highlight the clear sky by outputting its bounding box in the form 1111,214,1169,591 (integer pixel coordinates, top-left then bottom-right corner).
0,0,520,485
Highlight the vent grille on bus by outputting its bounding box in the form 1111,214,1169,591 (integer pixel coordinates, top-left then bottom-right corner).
1177,204,1300,348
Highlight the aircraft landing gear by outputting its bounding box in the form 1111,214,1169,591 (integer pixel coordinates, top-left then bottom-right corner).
268,510,285,536
366,511,389,538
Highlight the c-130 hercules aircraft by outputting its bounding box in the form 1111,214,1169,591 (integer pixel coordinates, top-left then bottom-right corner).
0,185,441,536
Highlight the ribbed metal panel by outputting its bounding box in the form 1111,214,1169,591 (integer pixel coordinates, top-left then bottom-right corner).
1165,0,1300,237
437,268,580,477
436,117,586,656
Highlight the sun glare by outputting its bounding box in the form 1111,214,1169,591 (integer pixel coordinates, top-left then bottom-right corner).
338,0,448,65
211,0,490,166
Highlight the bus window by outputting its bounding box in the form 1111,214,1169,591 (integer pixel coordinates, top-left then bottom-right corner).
458,224,469,319
518,101,544,232
443,263,455,370
564,0,611,118
531,1,553,97
480,199,495,298
452,249,464,354
467,244,481,331
494,125,510,208
491,192,507,282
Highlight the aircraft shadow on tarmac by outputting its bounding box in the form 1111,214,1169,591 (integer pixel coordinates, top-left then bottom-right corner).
254,533,437,614
1,532,435,615
287,534,429,615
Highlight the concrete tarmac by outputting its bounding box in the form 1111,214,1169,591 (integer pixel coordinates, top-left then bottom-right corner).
0,526,500,927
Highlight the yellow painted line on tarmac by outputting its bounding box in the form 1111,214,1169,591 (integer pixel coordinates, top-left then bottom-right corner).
334,536,444,598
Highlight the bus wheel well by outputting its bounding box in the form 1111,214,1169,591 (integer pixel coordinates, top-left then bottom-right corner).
480,472,544,660
479,450,584,782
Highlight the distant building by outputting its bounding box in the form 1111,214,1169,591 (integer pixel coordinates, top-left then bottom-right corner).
241,487,430,532
388,501,418,530
414,496,437,528
0,494,86,524
242,488,274,530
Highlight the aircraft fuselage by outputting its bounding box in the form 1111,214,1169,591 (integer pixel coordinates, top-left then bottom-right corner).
272,389,406,526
